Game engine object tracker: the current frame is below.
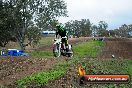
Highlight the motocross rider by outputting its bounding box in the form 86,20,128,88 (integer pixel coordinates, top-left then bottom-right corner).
55,23,69,52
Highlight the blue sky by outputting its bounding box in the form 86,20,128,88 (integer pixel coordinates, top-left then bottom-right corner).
58,0,132,29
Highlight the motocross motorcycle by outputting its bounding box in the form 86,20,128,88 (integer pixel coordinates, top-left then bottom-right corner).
53,37,73,57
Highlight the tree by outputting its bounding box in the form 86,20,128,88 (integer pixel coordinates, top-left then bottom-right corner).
98,21,108,30
35,0,68,30
72,20,81,37
91,25,98,37
80,19,91,37
128,24,132,37
0,1,15,47
0,0,35,49
65,21,74,36
112,24,132,37
97,21,108,37
0,0,67,50
26,26,41,47
108,30,115,37
65,19,92,37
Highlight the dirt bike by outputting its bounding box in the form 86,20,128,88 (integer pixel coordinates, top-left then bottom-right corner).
53,37,73,57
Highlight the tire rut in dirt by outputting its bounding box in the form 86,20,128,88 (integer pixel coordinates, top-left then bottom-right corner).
0,37,92,86
99,38,132,59
0,57,63,86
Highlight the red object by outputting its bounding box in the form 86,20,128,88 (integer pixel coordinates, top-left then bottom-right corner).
83,75,130,83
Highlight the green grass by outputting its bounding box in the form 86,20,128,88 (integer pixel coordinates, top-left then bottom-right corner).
16,57,82,88
128,60,132,76
78,59,132,88
29,51,53,58
39,37,54,47
16,40,132,88
30,40,105,58
0,42,20,50
16,40,104,88
84,59,131,74
17,61,67,88
73,40,104,57
0,37,54,51
26,37,54,58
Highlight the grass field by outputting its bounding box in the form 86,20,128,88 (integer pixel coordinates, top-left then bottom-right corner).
39,37,54,47
29,51,53,58
0,37,54,50
16,39,132,88
1,38,132,88
73,40,104,57
16,40,105,88
79,59,132,88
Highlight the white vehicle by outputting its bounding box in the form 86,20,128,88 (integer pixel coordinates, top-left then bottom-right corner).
53,37,73,57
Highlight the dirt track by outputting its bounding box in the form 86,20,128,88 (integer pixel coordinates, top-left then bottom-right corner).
0,57,64,86
36,37,91,51
44,37,132,88
0,37,91,86
0,37,132,87
99,38,132,59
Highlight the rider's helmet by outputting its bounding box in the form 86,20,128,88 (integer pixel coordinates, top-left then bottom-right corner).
56,23,61,28
56,23,64,31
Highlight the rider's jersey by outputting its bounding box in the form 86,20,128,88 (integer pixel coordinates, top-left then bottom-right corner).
56,27,67,37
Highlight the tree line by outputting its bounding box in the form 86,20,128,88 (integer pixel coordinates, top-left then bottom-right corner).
92,23,132,37
65,20,108,37
0,0,67,50
65,19,132,38
0,0,132,50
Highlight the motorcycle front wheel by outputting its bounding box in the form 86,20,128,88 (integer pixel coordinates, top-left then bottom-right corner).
53,44,61,57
